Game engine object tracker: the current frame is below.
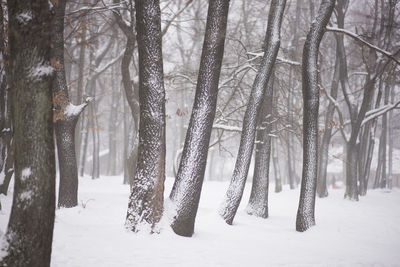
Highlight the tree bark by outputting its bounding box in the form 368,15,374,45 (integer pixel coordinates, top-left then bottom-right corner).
169,0,230,237
296,0,335,232
0,1,56,265
220,0,286,225
247,73,275,218
51,0,89,208
125,0,166,233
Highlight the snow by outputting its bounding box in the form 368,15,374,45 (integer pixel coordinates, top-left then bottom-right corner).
64,103,85,118
16,11,33,25
1,175,399,266
21,167,31,182
28,63,54,81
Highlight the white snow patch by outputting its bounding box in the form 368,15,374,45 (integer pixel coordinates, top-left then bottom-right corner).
21,167,31,182
64,103,85,117
19,190,32,202
16,11,33,25
28,63,54,81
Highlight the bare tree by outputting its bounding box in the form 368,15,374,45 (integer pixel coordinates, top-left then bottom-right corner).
125,0,166,233
169,0,230,237
0,0,56,265
246,72,275,218
220,0,286,225
296,0,335,232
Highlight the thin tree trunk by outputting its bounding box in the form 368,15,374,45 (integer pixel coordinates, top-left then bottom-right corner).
169,0,230,237
125,0,166,233
317,46,340,198
296,0,335,232
0,1,55,265
220,0,286,225
272,138,282,193
247,73,275,218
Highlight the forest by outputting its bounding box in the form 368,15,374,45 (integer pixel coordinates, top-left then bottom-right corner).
0,0,399,266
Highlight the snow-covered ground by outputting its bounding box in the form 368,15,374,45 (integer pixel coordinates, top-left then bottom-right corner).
1,176,399,267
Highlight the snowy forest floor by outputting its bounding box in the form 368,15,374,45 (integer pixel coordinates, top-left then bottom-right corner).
1,176,399,267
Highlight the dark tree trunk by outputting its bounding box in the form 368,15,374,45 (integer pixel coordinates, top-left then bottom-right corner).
296,0,335,232
169,0,230,237
247,73,275,218
220,0,286,226
0,1,56,266
126,0,166,233
0,2,13,199
51,0,88,207
317,45,340,198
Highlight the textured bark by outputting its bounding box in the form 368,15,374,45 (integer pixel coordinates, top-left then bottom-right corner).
220,0,286,225
317,46,340,198
247,74,274,218
51,0,88,207
0,1,56,266
169,0,230,237
296,0,335,232
0,2,13,199
125,0,166,233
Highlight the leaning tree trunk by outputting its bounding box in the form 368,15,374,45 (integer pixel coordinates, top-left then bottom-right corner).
0,1,56,266
169,0,230,237
51,0,89,208
246,73,275,218
317,46,340,198
220,0,286,225
125,0,166,233
296,0,335,232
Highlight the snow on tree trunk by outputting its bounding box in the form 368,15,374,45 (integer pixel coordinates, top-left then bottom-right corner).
51,0,88,208
168,0,230,237
220,0,286,225
125,0,166,233
246,73,275,218
0,1,56,266
296,0,335,232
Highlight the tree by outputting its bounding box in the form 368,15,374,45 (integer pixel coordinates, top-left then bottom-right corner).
168,0,230,237
0,0,56,265
296,0,335,232
125,0,166,233
220,0,286,225
51,0,90,208
246,72,275,218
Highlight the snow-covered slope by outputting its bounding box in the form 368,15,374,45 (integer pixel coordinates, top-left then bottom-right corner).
1,176,399,266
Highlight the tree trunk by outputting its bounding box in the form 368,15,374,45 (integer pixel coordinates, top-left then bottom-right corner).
317,44,340,198
220,0,286,226
169,0,230,237
51,0,88,208
247,73,275,218
296,0,335,232
0,1,56,265
125,0,166,233
272,138,282,193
